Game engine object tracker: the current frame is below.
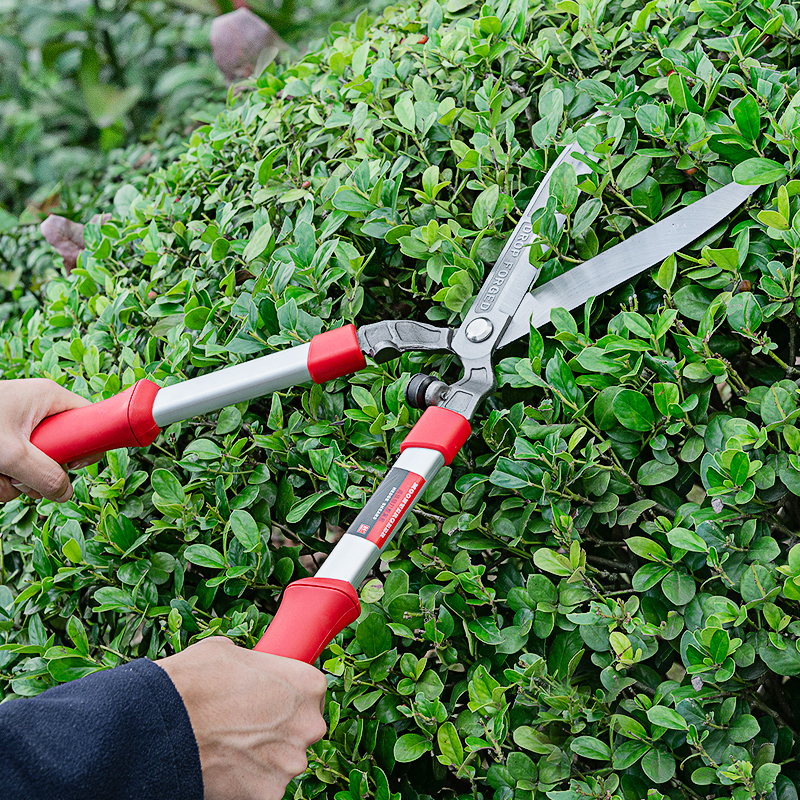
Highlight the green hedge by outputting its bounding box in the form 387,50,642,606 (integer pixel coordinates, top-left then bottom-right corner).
2,1,800,799
0,1,225,214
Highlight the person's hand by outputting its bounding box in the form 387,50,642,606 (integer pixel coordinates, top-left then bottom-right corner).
157,637,328,800
0,378,95,503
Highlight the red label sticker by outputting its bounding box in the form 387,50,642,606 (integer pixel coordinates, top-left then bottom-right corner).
347,468,425,549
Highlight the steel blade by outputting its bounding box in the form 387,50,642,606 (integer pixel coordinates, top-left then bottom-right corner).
497,181,757,349
450,142,596,360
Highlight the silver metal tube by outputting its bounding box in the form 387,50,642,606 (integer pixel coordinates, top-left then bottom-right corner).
151,344,312,426
316,535,380,587
317,447,446,587
394,447,446,479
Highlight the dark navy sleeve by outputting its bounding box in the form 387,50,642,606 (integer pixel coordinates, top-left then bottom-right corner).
0,658,203,800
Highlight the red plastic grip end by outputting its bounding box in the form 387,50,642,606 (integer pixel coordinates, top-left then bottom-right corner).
307,325,366,384
30,379,161,465
400,407,471,465
253,577,360,664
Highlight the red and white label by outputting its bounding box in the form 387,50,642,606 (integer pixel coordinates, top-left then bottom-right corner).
347,469,425,549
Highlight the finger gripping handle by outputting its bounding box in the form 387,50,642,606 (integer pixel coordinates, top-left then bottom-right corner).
253,578,360,664
30,379,161,464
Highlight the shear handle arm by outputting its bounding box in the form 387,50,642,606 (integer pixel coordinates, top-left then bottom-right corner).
358,320,453,364
30,325,366,466
253,407,471,662
29,379,162,466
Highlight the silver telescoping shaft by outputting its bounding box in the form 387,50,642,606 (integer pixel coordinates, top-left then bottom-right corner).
151,344,312,427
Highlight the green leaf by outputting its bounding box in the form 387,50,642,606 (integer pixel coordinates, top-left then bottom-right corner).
612,714,648,740
674,284,716,321
729,714,760,742
755,763,781,795
667,72,702,113
573,198,602,237
62,538,83,562
473,184,500,228
152,469,185,505
533,548,573,576
761,387,795,426
731,94,761,143
395,92,416,131
631,176,663,219
641,748,676,783
613,741,650,769
230,510,260,551
617,155,652,192
467,617,503,644
653,383,679,416
646,705,688,730
243,221,273,262
692,767,718,785
632,563,670,591
626,536,667,561
356,612,392,657
184,544,226,569
551,308,577,335
394,733,432,762
513,726,550,754
727,292,763,332
732,158,787,185
618,499,656,525
637,459,679,486
67,616,90,656
667,528,708,553
549,161,578,214
622,312,651,338
662,570,696,605
546,350,583,407
210,237,230,261
570,736,612,760
437,721,464,766
47,657,104,683
613,389,655,431
332,189,375,214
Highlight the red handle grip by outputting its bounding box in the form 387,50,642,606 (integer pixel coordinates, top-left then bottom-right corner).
253,578,360,663
307,325,366,383
401,406,471,465
30,379,161,465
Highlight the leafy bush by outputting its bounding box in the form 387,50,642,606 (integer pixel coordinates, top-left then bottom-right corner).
2,1,800,799
0,0,224,214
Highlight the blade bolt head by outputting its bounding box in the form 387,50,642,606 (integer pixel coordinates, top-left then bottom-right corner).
465,317,493,342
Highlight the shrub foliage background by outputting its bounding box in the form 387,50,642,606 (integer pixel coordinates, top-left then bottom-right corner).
0,0,225,214
2,0,800,798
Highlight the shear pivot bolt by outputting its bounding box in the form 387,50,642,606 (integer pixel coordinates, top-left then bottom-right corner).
465,317,493,342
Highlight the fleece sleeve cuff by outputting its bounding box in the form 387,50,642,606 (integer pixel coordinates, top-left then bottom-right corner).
0,657,204,800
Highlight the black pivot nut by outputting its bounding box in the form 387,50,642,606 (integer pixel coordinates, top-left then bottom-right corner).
406,374,436,409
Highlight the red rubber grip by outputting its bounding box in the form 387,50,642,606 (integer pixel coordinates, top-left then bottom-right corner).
253,577,360,663
307,325,366,383
30,379,161,465
400,406,471,465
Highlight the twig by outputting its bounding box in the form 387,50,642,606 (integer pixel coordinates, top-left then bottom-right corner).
749,691,798,736
586,553,635,575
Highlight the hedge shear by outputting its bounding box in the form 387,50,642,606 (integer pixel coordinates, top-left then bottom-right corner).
29,142,756,664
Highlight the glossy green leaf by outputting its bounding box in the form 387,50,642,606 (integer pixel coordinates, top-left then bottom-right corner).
612,389,655,431
732,158,787,185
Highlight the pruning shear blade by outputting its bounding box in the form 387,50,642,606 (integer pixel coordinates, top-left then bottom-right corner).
497,181,757,349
